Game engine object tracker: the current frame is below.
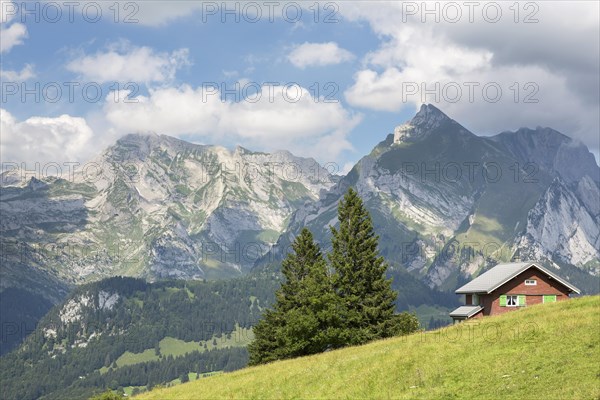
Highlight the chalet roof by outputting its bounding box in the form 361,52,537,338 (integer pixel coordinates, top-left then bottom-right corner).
449,305,483,318
455,262,581,295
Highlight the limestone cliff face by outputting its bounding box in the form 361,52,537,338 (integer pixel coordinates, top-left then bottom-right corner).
0,133,337,296
515,176,600,272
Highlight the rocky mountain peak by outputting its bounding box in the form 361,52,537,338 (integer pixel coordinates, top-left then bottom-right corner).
392,104,465,144
412,103,450,124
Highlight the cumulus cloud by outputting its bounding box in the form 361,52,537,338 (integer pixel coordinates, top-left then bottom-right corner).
1,82,360,165
0,63,35,80
288,42,354,68
66,42,190,84
0,0,27,53
102,84,361,161
103,85,223,136
0,109,95,165
340,1,600,153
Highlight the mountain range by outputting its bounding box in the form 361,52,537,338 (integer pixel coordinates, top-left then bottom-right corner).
265,105,599,293
0,135,337,353
1,104,599,356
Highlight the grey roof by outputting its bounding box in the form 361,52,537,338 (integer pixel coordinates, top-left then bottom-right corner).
455,262,580,294
449,305,483,318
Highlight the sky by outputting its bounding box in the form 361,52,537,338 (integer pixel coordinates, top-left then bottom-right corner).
1,1,599,174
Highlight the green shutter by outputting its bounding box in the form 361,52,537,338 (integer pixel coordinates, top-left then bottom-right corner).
543,295,557,303
518,295,526,306
499,295,507,307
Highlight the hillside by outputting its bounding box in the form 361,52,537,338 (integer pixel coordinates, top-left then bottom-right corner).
0,275,279,400
137,296,600,399
0,271,456,399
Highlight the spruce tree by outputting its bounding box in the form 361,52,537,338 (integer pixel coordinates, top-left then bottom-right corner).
248,228,335,365
329,187,397,345
247,308,284,365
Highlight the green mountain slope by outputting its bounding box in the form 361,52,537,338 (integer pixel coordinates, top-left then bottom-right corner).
137,295,600,400
0,274,279,400
0,270,456,399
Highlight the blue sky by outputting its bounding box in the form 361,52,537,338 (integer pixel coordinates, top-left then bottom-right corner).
1,1,599,171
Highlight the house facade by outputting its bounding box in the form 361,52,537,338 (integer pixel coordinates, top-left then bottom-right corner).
449,262,580,322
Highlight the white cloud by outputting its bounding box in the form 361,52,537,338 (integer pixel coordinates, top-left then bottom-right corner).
0,109,95,165
345,68,408,112
340,1,600,154
102,84,361,161
0,63,35,80
66,43,190,84
0,1,27,53
288,42,354,69
103,85,223,136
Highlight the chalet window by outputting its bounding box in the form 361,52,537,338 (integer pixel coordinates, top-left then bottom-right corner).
500,295,526,307
525,279,537,286
472,294,479,306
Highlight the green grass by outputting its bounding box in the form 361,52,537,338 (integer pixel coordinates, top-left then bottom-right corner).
166,372,224,386
100,325,255,373
137,296,600,399
159,337,203,358
116,348,157,368
123,386,146,396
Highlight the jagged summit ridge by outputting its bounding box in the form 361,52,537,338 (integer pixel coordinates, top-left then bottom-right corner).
393,104,462,143
1,134,339,285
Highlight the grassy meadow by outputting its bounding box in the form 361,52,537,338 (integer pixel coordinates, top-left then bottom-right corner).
136,295,600,399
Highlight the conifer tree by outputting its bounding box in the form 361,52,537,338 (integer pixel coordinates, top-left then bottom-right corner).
247,308,284,365
329,187,398,345
248,228,335,365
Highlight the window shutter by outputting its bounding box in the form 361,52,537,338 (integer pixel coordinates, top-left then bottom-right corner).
499,295,506,307
544,295,557,303
518,295,526,306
